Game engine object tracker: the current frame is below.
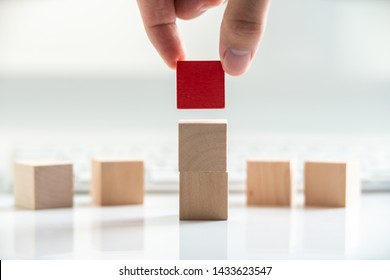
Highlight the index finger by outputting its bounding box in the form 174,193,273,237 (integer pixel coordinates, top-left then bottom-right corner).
137,0,186,68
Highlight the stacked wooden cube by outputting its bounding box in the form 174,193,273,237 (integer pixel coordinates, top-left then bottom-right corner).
177,61,228,220
179,120,228,220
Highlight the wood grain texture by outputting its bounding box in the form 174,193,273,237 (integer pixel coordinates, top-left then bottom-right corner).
91,159,144,206
179,120,227,172
177,61,225,109
246,161,293,206
13,162,73,210
304,161,361,207
180,171,228,220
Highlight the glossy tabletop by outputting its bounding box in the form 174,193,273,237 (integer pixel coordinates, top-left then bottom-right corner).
0,192,389,259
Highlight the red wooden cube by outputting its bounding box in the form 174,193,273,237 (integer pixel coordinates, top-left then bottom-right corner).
177,61,225,109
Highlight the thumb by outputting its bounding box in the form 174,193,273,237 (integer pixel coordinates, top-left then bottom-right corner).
220,0,271,76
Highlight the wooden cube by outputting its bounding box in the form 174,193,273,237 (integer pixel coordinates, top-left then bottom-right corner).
179,120,227,172
246,160,293,206
305,161,360,207
91,159,144,206
180,172,228,220
13,161,73,210
177,61,225,109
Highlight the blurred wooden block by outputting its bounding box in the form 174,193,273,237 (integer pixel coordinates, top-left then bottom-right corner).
179,120,227,172
180,172,228,220
91,159,144,206
246,160,293,206
177,61,225,109
305,161,360,207
13,161,73,210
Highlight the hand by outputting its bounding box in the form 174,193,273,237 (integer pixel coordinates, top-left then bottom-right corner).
137,0,271,76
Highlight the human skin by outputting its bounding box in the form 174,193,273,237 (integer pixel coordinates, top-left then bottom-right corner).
137,0,271,76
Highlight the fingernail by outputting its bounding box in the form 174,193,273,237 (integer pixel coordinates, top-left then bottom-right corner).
223,49,251,75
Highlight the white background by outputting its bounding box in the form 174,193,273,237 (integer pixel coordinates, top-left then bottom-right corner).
2,260,390,280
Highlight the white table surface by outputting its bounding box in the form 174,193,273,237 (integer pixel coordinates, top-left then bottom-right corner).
1,192,389,260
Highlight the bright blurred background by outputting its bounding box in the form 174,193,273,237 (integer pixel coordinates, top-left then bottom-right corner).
1,0,390,193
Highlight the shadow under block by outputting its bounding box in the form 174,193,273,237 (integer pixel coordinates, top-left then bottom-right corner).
177,61,225,109
180,172,228,220
246,161,293,206
179,120,227,172
91,160,144,206
13,162,73,210
304,161,361,207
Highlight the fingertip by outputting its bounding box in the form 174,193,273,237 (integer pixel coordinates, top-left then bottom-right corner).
158,49,186,70
221,48,252,76
146,24,186,70
167,52,186,70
